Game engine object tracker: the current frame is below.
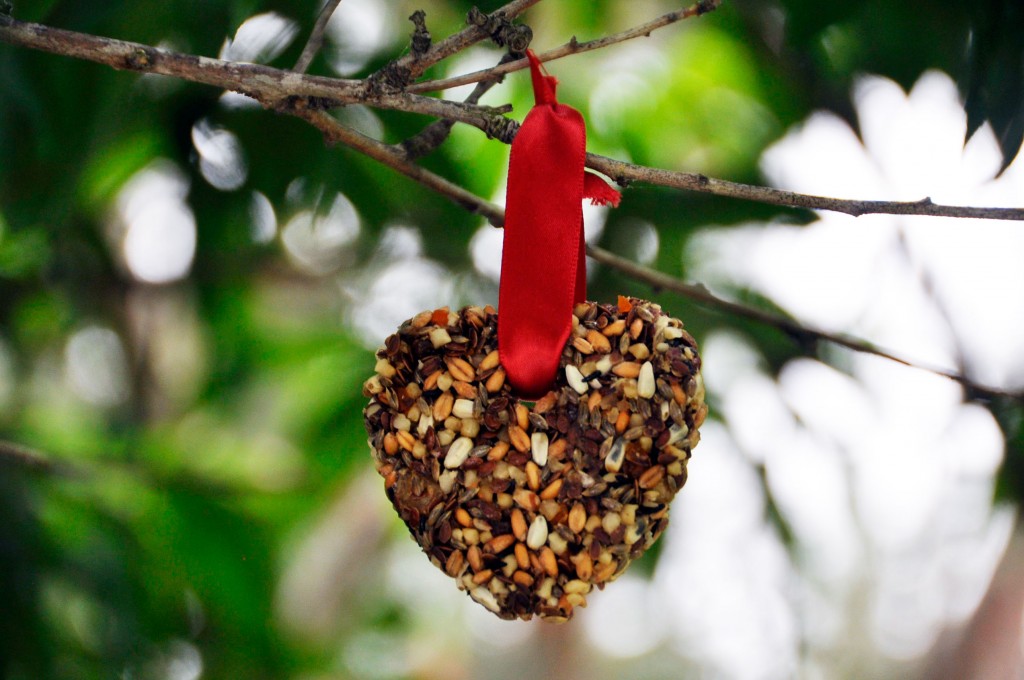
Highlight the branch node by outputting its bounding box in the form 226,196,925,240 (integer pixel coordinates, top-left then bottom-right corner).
277,94,342,113
467,6,533,54
126,46,154,70
368,61,414,94
696,0,721,15
409,10,432,57
485,115,519,143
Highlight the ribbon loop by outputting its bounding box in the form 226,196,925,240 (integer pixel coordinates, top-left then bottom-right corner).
498,51,620,399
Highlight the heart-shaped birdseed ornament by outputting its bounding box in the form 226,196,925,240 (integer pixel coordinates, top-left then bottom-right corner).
362,297,705,621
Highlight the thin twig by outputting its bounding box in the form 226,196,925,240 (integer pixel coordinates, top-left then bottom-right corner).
293,108,505,226
583,246,1022,400
401,52,518,160
586,153,1024,221
391,0,543,81
0,440,77,477
294,0,344,74
408,0,720,94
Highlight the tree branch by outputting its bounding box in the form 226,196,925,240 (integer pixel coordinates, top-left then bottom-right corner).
294,0,345,74
0,440,76,477
390,0,542,81
401,52,518,160
3,15,1021,221
293,108,505,226
407,0,720,94
586,154,1024,220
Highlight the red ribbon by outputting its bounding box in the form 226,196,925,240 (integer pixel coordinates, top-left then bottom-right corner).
499,51,620,399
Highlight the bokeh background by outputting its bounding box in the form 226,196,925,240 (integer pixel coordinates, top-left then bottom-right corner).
2,1,1024,678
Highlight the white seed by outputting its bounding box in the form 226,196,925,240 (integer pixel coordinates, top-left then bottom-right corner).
526,515,549,550
461,418,480,439
667,423,689,445
452,398,475,419
444,436,473,469
437,430,455,447
531,431,549,466
437,372,453,392
602,512,621,534
374,357,396,378
594,355,613,374
417,413,434,437
470,586,500,613
605,438,626,473
564,579,591,595
565,365,588,394
547,531,568,555
363,375,382,394
438,470,457,494
429,327,452,348
637,361,655,399
663,325,683,340
392,414,411,432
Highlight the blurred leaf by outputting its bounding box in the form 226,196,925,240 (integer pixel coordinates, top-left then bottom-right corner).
962,0,1024,172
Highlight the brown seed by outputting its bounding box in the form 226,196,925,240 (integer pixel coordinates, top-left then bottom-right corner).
586,391,602,412
423,369,442,391
639,464,665,489
533,392,557,414
467,545,483,572
453,380,477,399
515,403,529,430
445,550,464,577
383,470,397,490
485,368,506,393
486,534,515,555
396,430,416,452
446,357,476,382
602,319,626,337
455,508,473,527
410,310,432,328
479,349,501,371
539,547,559,577
513,570,535,588
540,478,563,501
547,438,567,462
568,503,587,534
671,382,688,406
612,362,641,378
513,488,540,512
525,461,541,491
433,392,454,420
488,441,510,461
586,329,611,353
593,560,617,583
572,337,594,354
509,425,530,453
574,554,593,580
472,569,494,585
629,318,644,339
615,410,630,434
510,509,528,541
514,542,530,570
383,433,399,455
